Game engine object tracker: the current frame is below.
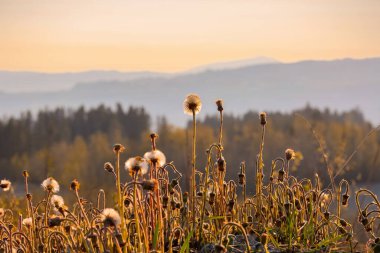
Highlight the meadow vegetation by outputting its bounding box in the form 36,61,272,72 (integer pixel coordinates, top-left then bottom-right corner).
0,94,380,252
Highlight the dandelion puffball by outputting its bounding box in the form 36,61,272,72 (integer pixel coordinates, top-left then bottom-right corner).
125,156,149,176
22,217,33,227
144,150,166,167
51,195,65,209
41,177,60,193
183,94,202,115
100,208,121,227
0,179,11,192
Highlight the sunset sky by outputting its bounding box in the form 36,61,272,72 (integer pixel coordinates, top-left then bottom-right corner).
1,0,380,72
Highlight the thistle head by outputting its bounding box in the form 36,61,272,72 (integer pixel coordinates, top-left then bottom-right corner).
22,217,33,228
141,179,158,191
100,208,121,227
51,195,65,209
183,94,202,115
0,179,11,192
104,162,115,173
285,148,296,161
70,179,80,191
125,156,149,177
217,156,226,172
41,177,60,193
144,150,166,167
113,144,126,154
259,112,267,126
215,99,224,112
22,170,29,178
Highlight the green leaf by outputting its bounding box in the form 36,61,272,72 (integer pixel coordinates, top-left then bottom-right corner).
152,222,160,249
180,230,193,253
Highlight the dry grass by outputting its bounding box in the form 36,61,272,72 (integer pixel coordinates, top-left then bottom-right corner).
0,94,379,253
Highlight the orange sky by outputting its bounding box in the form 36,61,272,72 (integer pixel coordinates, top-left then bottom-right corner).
1,0,380,72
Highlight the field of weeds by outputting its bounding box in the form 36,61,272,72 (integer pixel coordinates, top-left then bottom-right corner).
1,94,380,253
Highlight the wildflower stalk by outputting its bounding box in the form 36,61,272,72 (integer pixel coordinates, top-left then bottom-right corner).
256,112,266,223
44,190,52,227
73,187,91,228
191,110,197,237
133,173,143,252
115,150,126,234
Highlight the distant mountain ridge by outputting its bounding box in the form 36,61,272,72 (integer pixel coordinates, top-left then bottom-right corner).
0,57,379,126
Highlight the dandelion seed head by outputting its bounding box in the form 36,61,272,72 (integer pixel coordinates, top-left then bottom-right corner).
0,179,11,192
215,99,224,112
22,217,33,227
260,112,267,125
183,93,202,115
51,195,65,208
100,208,121,227
104,162,114,173
285,148,296,161
144,150,166,167
113,143,126,153
41,177,60,193
125,156,149,176
141,179,158,191
70,179,80,191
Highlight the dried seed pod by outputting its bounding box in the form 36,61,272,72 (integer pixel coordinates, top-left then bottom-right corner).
162,195,169,209
324,211,330,220
216,99,224,112
361,217,369,226
48,217,62,227
285,148,296,161
209,192,216,205
171,179,179,187
169,185,174,195
113,144,125,153
104,162,114,173
124,198,131,207
23,170,29,178
170,200,176,211
342,194,350,206
278,169,285,182
217,157,226,172
259,112,267,126
141,179,158,191
70,179,80,191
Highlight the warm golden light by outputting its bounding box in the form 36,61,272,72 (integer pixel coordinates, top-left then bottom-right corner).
0,0,379,72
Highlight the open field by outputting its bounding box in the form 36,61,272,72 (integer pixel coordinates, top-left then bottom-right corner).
1,94,380,252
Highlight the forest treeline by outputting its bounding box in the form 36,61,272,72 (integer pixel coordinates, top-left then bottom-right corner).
0,103,379,199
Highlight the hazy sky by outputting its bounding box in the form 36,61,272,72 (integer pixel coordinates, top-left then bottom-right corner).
1,0,380,72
